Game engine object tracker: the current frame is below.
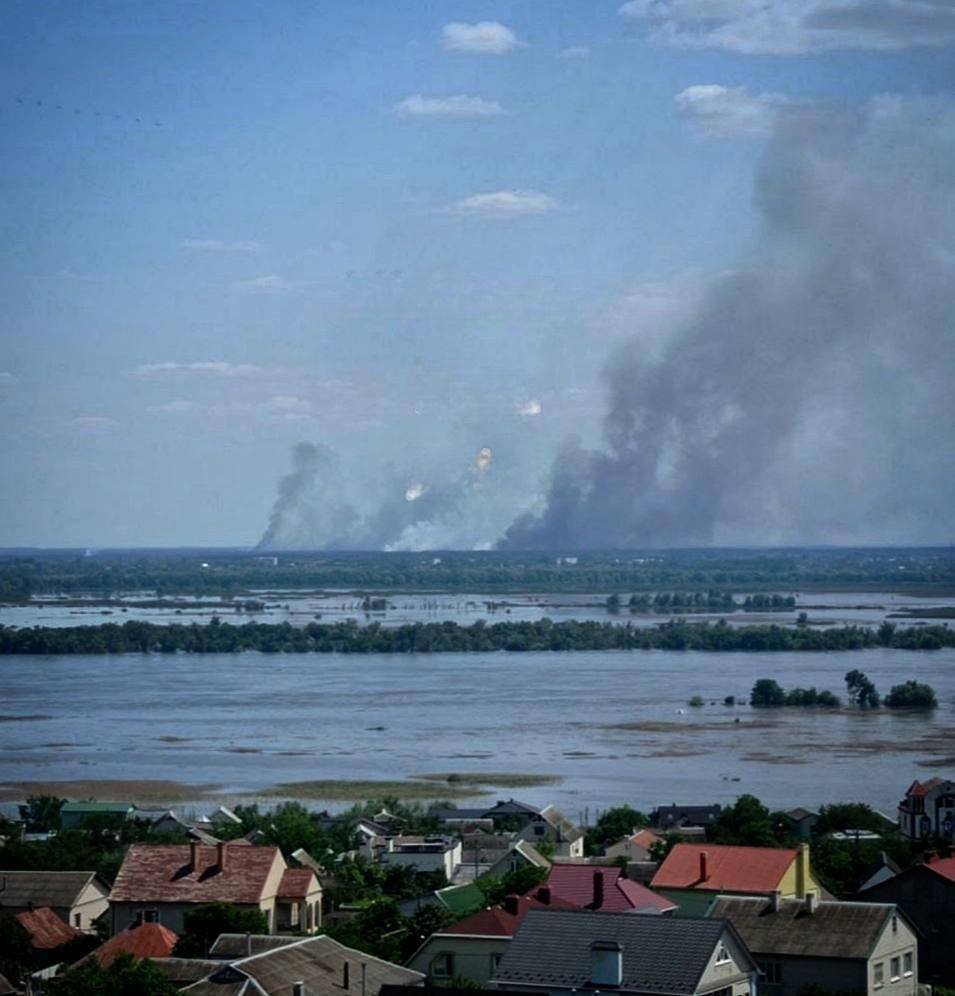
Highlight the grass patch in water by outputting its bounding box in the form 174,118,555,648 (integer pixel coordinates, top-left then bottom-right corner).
262,779,490,801
413,772,562,788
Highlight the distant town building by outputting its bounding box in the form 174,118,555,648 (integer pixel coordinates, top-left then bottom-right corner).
897,778,955,840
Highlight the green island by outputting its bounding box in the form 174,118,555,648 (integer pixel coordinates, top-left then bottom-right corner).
2,616,953,654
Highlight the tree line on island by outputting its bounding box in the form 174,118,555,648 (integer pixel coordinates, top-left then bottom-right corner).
606,591,795,613
749,669,938,709
2,616,953,655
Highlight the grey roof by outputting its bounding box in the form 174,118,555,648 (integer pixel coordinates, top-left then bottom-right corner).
151,958,225,987
431,808,489,822
209,935,298,959
486,799,541,817
493,907,739,995
540,805,584,843
709,896,898,960
0,870,105,910
785,808,817,822
183,934,423,996
651,805,722,827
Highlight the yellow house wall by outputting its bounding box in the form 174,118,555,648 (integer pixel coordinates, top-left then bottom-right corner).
776,846,825,899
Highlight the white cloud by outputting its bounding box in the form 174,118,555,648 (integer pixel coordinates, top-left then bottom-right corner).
395,94,504,119
516,399,543,416
71,415,119,430
558,45,591,58
618,0,955,54
674,84,793,137
131,361,268,379
233,274,295,293
445,190,559,219
442,21,525,55
182,239,260,252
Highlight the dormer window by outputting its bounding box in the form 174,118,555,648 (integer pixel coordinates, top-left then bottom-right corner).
715,943,731,965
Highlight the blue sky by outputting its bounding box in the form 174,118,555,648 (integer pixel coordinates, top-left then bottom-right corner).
2,1,954,547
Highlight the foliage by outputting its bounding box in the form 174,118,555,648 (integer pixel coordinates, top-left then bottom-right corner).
711,795,792,848
18,794,65,832
5,616,954,654
46,953,180,996
750,679,839,707
810,834,919,899
814,803,885,836
323,898,407,963
586,805,650,854
688,695,704,708
478,863,548,906
845,670,881,708
884,680,938,709
750,679,785,707
173,903,269,958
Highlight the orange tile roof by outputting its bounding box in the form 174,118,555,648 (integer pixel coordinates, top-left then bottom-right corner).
278,869,317,899
16,907,85,950
630,829,663,850
651,843,798,894
109,844,281,905
90,922,179,967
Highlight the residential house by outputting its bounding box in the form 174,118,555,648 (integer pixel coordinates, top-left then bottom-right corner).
858,852,901,893
78,919,179,967
604,829,664,862
177,933,423,995
432,799,542,833
517,806,584,859
651,843,824,916
461,831,517,876
15,906,86,950
406,887,577,985
545,865,675,914
650,804,723,833
0,870,110,930
132,808,192,835
108,841,288,935
434,882,486,918
897,777,955,840
858,853,955,987
486,841,551,879
782,809,818,841
59,801,134,829
275,867,323,932
710,894,918,996
492,907,758,996
379,836,461,879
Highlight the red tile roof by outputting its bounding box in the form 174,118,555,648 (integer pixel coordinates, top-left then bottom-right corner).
278,869,317,899
109,844,281,905
630,829,663,850
905,779,927,797
926,854,955,885
16,907,85,950
88,922,178,967
443,890,578,938
651,843,797,894
546,865,675,913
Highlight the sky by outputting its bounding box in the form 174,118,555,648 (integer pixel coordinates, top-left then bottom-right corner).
2,0,954,549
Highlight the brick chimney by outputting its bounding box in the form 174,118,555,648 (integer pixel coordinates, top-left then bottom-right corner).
537,885,551,905
217,841,228,872
592,869,605,910
698,850,709,882
189,841,201,871
503,894,519,916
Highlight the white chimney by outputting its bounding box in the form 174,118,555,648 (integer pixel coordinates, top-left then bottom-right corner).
590,941,623,987
770,891,782,913
805,892,818,914
293,983,305,996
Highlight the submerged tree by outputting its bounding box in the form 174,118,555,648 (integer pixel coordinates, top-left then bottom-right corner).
845,669,880,709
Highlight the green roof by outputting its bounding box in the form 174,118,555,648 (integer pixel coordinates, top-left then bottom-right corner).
656,888,713,918
61,802,133,813
436,882,486,916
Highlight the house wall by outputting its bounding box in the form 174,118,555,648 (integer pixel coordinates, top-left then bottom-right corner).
110,899,275,937
71,879,110,931
756,955,866,996
696,929,755,996
408,934,510,985
776,846,824,899
867,911,918,996
381,841,461,878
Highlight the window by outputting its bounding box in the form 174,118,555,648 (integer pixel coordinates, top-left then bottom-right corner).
715,943,731,965
903,952,913,976
489,953,502,975
430,953,453,979
890,957,900,981
874,962,884,988
73,913,82,927
760,961,782,984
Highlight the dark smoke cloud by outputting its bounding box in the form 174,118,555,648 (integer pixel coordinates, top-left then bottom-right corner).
257,442,358,550
501,97,955,548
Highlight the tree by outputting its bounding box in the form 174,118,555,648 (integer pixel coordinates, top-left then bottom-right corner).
845,669,880,708
712,795,778,847
750,679,785,707
18,794,65,832
586,805,650,854
173,903,269,958
814,803,884,836
46,954,179,996
884,680,937,709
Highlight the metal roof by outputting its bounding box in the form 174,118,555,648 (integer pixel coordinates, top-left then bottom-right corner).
0,870,105,910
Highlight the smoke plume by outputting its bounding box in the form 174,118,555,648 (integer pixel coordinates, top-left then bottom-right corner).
499,97,955,548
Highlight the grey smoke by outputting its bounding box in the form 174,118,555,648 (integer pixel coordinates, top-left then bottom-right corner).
257,442,358,549
501,96,955,548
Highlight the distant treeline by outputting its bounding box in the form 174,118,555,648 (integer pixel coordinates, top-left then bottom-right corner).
614,591,795,612
1,618,953,655
1,547,955,600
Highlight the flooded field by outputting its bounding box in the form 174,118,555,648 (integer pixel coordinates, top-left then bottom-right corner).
1,646,952,819
3,589,955,631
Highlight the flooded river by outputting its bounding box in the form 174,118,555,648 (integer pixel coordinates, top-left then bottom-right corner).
1,646,952,819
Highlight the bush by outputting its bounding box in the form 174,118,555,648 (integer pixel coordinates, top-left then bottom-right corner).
750,679,785,707
688,695,704,708
884,680,937,709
